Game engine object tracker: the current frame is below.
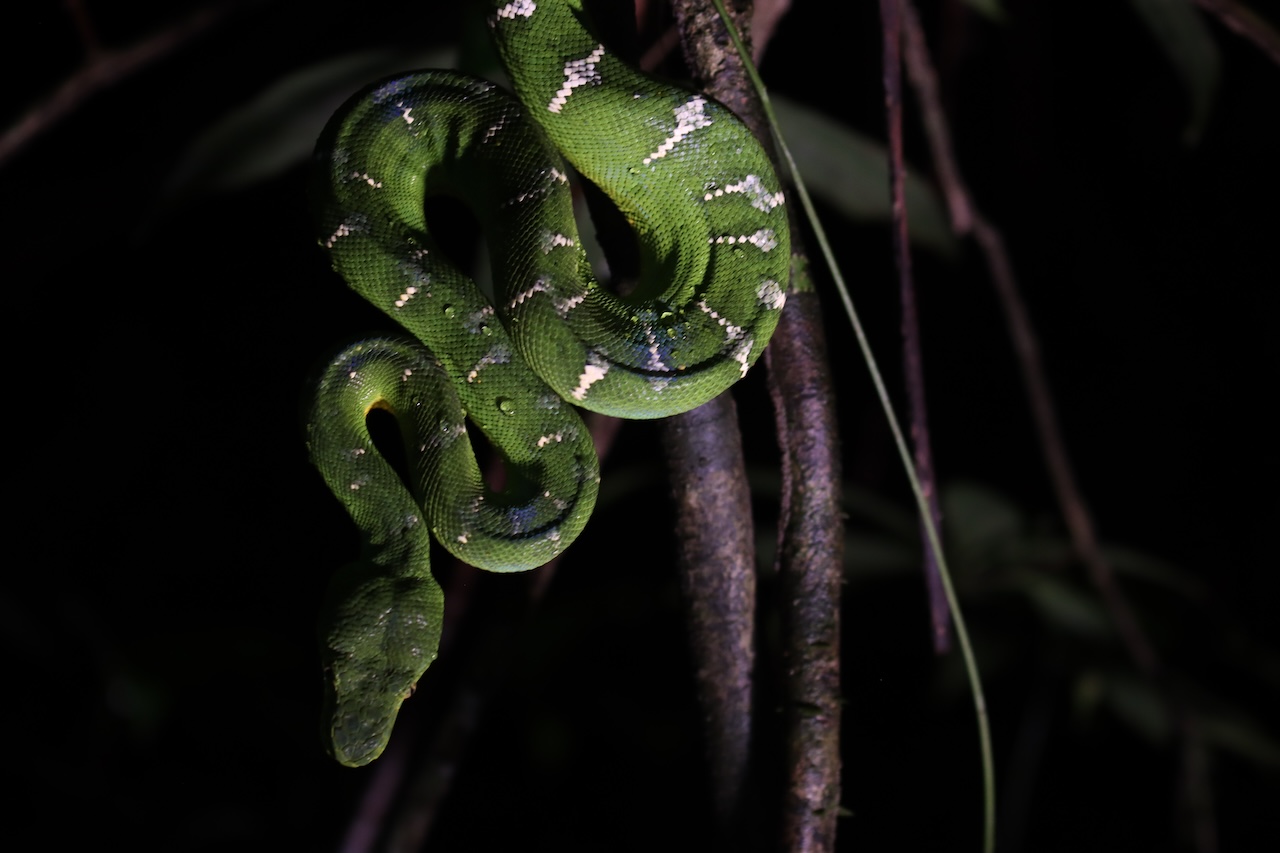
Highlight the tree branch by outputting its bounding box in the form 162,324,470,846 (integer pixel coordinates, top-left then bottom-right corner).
879,0,951,654
899,0,1159,676
0,2,242,168
662,395,758,838
765,285,844,853
680,0,847,843
663,0,766,841
1193,0,1280,66
666,3,844,849
900,6,1221,848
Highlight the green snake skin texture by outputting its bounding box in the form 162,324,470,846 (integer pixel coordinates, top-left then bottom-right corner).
306,0,790,766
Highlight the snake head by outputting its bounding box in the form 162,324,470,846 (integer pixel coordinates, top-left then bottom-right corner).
318,561,444,767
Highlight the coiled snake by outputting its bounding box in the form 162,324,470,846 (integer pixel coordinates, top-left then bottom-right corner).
307,0,789,766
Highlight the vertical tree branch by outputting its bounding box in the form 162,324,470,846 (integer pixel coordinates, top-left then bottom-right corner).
668,3,844,849
662,0,764,840
765,283,845,853
879,0,951,654
669,1,845,847
662,397,759,839
63,0,103,56
900,5,1218,849
899,0,1159,677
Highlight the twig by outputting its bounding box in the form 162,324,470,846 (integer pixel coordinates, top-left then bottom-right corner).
750,0,793,63
899,0,1160,675
902,6,1225,849
337,731,412,853
879,0,952,654
1177,714,1218,853
0,2,239,168
1193,0,1280,66
63,0,102,57
969,215,1159,675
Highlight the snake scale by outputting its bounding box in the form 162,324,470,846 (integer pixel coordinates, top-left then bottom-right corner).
307,0,790,766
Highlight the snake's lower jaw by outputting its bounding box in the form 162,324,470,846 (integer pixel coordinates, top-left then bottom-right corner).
322,665,421,767
325,700,397,768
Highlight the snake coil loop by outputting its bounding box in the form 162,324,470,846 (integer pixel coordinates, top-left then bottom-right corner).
307,0,789,766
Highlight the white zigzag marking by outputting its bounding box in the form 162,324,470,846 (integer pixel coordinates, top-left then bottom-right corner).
549,45,606,114
393,285,420,309
703,174,786,212
644,325,666,371
708,229,779,251
507,279,587,319
542,232,575,253
492,0,535,21
503,167,570,207
697,298,745,342
757,279,786,310
643,97,713,165
509,279,549,307
324,218,362,248
731,337,754,377
571,356,609,400
482,112,511,143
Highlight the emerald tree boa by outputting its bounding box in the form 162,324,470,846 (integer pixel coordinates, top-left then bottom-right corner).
307,0,789,766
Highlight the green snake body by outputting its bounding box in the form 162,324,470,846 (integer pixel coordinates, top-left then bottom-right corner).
308,0,789,766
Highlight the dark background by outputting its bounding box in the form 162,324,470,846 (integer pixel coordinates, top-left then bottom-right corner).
4,0,1278,849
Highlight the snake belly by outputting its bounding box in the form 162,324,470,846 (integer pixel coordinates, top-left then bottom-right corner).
308,0,790,766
